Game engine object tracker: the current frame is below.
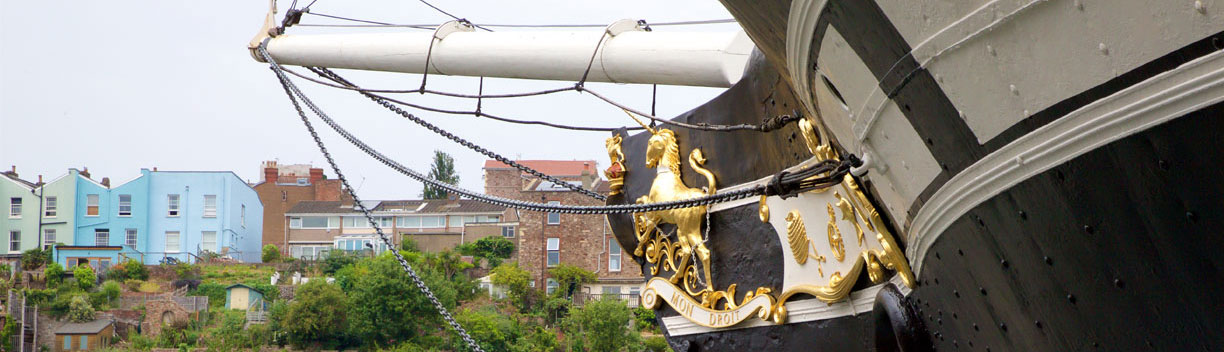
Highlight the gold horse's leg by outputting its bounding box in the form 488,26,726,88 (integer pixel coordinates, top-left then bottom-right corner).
696,243,714,290
670,246,692,284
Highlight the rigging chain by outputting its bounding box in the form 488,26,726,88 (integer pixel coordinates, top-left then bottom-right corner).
263,43,856,215
308,67,607,200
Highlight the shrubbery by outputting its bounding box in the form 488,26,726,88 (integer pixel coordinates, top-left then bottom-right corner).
73,265,96,290
262,244,281,263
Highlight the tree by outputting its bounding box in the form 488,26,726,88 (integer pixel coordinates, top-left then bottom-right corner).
21,248,49,270
348,253,458,347
421,150,460,199
563,298,641,352
458,236,515,268
491,262,535,312
548,263,596,298
284,280,349,348
262,244,282,263
449,308,523,352
67,295,96,323
74,264,96,291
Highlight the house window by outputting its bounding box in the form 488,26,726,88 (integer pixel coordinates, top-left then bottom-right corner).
44,196,57,217
9,197,20,218
602,286,622,295
9,231,19,251
44,229,55,246
125,229,138,247
281,191,288,202
546,201,561,224
202,231,217,252
203,195,217,217
167,194,180,216
397,216,421,228
502,226,516,238
422,216,444,228
343,216,372,228
118,194,132,216
63,336,70,350
546,238,560,267
300,216,335,229
95,229,109,246
289,217,303,229
379,217,394,228
629,286,641,297
241,205,246,227
546,279,559,295
80,335,87,349
165,231,181,252
609,238,622,272
86,194,99,216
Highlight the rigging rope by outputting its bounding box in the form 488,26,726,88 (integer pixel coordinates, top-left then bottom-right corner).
263,43,856,214
309,67,608,200
279,65,801,133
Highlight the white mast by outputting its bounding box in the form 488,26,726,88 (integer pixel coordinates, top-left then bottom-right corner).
248,2,752,88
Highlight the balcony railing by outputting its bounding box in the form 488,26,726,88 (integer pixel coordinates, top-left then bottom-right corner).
572,292,641,308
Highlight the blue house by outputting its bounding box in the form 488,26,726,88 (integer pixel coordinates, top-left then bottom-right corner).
54,169,263,268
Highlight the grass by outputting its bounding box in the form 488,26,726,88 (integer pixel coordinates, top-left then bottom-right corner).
200,264,277,285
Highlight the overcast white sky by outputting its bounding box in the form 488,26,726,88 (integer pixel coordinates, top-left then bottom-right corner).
0,0,739,199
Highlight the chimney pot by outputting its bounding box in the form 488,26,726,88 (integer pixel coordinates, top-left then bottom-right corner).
38,175,42,184
101,177,110,187
265,166,279,183
153,167,158,172
309,168,324,183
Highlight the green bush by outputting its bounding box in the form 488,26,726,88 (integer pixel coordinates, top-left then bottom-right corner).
644,336,672,352
104,260,148,281
547,263,596,298
457,236,514,267
188,282,227,308
73,265,96,291
173,262,200,280
634,306,658,332
91,281,122,309
44,263,64,288
262,244,281,263
562,297,641,352
283,280,349,348
67,295,96,323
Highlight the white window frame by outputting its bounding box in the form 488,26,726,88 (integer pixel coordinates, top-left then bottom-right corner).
86,194,100,217
343,216,372,228
502,226,516,238
546,278,560,295
9,230,19,251
609,238,622,272
202,195,217,218
117,194,132,217
95,229,109,246
167,194,180,217
546,238,560,267
44,196,57,218
202,231,218,252
241,205,246,227
289,217,303,229
44,229,56,246
165,231,181,252
9,197,21,218
125,229,137,247
546,201,561,224
299,216,337,229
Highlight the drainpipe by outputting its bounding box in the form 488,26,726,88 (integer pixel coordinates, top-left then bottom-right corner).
183,185,190,264
32,183,43,254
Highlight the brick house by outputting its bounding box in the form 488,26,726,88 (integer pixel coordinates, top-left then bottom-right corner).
483,160,644,300
283,198,507,259
251,161,346,255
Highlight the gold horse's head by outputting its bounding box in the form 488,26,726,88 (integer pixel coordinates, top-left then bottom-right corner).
645,129,678,168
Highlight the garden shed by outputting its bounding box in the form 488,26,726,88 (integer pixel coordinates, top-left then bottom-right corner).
224,283,266,310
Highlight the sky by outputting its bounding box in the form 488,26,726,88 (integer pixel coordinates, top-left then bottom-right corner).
0,0,740,199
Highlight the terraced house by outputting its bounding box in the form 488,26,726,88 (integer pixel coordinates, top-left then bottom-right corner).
283,198,507,260
1,166,41,260
51,168,264,269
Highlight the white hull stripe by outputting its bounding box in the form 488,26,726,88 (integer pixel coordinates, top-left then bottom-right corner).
907,48,1224,277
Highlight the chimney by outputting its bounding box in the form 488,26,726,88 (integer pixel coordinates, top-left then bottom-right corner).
309,168,324,183
264,166,279,183
153,167,158,172
37,175,43,185
101,177,110,187
80,167,90,179
8,165,14,177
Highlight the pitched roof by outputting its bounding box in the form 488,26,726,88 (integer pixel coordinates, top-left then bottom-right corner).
483,160,599,177
1,172,36,189
286,201,350,214
56,319,112,334
375,199,505,214
289,199,505,215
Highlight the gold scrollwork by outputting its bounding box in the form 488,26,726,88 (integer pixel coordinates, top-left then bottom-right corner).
604,135,627,196
826,203,846,262
835,192,866,246
785,210,810,264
